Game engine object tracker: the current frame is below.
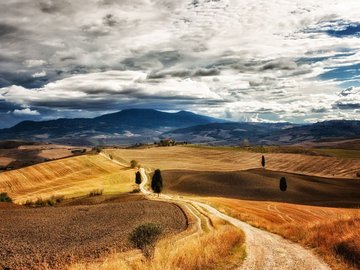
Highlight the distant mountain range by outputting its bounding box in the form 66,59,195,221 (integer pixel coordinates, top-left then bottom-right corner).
0,109,359,146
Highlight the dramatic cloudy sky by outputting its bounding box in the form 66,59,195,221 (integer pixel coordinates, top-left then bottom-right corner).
0,0,360,127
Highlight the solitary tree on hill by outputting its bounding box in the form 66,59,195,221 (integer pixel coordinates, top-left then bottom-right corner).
151,169,163,197
135,171,142,186
261,155,266,168
280,176,287,192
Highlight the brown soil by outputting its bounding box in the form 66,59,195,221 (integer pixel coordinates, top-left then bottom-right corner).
0,195,187,270
162,169,360,207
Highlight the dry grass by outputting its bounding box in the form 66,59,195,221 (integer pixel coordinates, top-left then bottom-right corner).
0,154,136,204
69,224,244,270
105,146,360,178
205,197,360,270
1,198,187,269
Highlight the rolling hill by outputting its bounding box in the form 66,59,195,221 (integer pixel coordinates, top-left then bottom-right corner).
0,154,135,203
162,169,360,207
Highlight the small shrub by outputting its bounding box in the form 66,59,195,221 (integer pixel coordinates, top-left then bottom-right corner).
129,223,162,258
34,198,47,207
24,195,64,207
90,146,102,154
53,195,65,204
0,192,12,203
130,160,139,168
89,189,103,197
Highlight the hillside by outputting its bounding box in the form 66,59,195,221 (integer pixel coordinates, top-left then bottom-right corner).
166,120,360,145
162,169,360,207
0,109,359,146
0,154,135,203
106,146,360,178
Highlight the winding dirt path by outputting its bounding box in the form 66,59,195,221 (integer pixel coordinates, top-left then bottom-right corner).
139,167,330,270
103,153,330,269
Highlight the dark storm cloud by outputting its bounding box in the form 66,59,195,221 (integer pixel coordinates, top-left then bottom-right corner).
334,102,360,109
38,0,70,14
148,67,219,79
193,68,220,76
0,70,55,89
0,23,18,37
103,14,118,27
122,51,182,70
261,59,298,71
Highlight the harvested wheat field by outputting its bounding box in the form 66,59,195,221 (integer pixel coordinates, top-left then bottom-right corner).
0,143,89,170
204,197,360,270
0,154,135,204
162,169,360,207
0,195,187,270
105,146,360,178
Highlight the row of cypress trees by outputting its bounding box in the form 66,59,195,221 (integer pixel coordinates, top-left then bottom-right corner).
134,155,286,195
262,155,287,192
134,169,163,195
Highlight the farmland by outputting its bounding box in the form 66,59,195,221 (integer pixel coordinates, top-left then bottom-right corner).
0,142,90,171
0,195,187,270
106,146,360,270
105,146,360,178
0,154,135,204
1,145,360,269
203,198,360,270
161,169,360,207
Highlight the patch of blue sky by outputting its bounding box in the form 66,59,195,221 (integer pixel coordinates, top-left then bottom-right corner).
306,20,360,38
319,63,360,81
297,52,355,65
326,23,360,38
339,81,360,89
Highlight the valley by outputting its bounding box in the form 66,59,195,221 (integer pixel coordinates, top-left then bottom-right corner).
1,145,359,270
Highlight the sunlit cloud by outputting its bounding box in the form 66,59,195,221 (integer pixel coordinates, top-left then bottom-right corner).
0,0,360,127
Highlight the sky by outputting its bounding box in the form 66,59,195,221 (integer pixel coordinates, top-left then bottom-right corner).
0,0,360,128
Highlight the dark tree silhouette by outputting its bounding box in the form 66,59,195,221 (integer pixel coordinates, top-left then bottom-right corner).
151,169,163,196
261,155,266,168
135,171,142,185
280,176,287,192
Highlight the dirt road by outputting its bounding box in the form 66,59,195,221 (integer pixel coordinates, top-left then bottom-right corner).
140,168,330,270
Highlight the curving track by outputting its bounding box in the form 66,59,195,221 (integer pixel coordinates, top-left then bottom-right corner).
138,165,330,270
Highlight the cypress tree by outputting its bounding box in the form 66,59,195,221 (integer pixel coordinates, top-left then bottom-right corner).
135,171,142,185
261,155,266,168
151,169,163,196
280,176,287,192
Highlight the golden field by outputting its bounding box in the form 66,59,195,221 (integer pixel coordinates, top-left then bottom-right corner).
107,146,360,270
69,205,245,270
203,197,360,270
105,146,360,178
0,154,136,204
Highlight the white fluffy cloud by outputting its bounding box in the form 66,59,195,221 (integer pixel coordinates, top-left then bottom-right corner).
12,108,40,116
0,0,360,124
32,70,47,78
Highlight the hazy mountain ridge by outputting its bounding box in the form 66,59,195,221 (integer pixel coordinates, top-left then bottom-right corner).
0,109,359,146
